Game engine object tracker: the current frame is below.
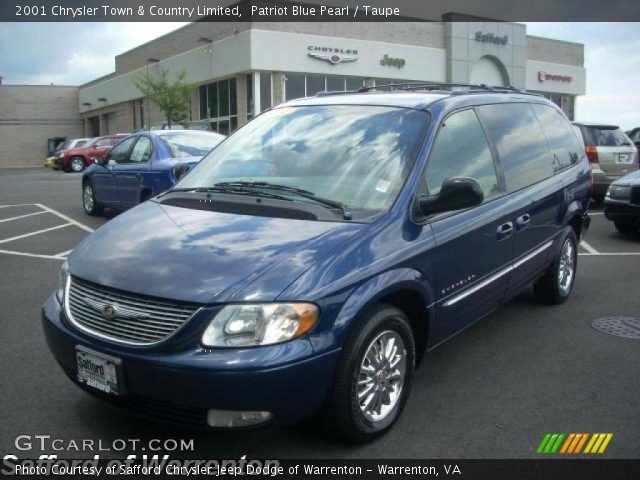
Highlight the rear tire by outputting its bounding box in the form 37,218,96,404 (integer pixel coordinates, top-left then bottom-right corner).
70,156,85,172
614,220,637,234
534,228,578,305
82,182,103,216
329,304,415,443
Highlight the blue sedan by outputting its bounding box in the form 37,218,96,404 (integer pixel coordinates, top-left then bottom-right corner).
81,130,225,215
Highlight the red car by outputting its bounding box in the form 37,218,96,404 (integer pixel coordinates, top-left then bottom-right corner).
57,134,129,172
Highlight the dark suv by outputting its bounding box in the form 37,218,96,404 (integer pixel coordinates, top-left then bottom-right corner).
43,84,590,442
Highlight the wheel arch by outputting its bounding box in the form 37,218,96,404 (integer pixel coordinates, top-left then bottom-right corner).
330,269,434,366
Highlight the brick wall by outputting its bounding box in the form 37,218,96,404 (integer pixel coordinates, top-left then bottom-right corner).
0,85,82,167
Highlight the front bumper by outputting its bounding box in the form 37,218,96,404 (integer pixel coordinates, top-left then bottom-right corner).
604,198,640,223
42,294,340,428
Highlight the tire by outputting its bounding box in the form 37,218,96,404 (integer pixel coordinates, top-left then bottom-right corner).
329,304,415,443
534,228,578,305
614,220,637,234
82,182,103,216
70,156,86,172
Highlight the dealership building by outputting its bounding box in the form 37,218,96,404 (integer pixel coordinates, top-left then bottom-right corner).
0,19,586,166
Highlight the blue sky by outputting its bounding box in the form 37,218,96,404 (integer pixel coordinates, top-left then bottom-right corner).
1,22,638,130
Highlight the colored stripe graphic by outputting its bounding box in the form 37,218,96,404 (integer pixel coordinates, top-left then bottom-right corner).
539,433,613,454
537,433,565,453
584,433,613,454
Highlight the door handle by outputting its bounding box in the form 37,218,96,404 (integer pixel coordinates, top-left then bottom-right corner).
515,213,531,231
497,222,514,240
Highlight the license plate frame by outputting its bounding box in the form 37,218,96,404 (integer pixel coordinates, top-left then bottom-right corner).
617,153,631,164
76,346,125,396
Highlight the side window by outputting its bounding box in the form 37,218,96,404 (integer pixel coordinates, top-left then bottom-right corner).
532,104,583,173
425,109,500,200
129,137,153,163
105,137,137,164
477,103,553,192
95,139,111,147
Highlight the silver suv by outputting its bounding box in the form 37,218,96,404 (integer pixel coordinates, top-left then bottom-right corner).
573,122,639,202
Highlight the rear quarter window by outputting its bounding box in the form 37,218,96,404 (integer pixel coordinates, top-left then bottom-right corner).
476,103,553,192
531,104,583,173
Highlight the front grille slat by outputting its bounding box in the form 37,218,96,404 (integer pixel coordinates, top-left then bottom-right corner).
68,293,183,329
69,304,174,338
72,283,193,317
66,276,200,345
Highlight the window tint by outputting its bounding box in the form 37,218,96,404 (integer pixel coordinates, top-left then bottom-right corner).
477,103,553,192
531,104,582,173
106,137,137,164
129,137,153,163
425,109,499,199
588,127,631,147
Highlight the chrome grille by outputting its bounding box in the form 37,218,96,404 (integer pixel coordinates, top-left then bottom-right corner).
66,276,200,345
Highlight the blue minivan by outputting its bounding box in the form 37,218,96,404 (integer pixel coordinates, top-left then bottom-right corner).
43,85,590,442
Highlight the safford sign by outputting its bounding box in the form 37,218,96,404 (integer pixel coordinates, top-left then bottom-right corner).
538,71,573,83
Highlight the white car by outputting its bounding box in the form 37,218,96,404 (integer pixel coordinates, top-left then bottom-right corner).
573,122,639,202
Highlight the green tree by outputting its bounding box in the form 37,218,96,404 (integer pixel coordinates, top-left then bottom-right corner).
133,68,197,128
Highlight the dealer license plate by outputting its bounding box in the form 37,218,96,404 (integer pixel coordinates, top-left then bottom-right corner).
76,346,123,395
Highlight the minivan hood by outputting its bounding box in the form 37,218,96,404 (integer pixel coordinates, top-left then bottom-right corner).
68,201,363,304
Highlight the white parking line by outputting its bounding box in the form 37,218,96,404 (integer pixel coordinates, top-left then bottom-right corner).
0,223,71,245
579,252,640,256
36,204,94,233
580,241,600,255
55,249,73,258
0,211,47,224
0,249,66,261
0,203,39,209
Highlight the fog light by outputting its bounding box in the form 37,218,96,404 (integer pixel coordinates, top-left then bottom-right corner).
206,409,273,427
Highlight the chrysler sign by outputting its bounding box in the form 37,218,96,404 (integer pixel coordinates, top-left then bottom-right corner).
538,71,573,83
307,46,358,65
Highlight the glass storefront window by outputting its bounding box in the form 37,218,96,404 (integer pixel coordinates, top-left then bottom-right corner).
207,83,218,118
199,77,238,133
285,74,306,101
306,75,325,96
326,76,345,91
246,74,254,119
346,77,365,91
260,73,272,112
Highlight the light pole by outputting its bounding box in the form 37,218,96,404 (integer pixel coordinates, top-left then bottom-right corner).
146,58,159,130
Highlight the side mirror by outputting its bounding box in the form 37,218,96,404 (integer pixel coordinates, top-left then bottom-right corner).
419,177,484,216
172,163,191,182
94,156,105,166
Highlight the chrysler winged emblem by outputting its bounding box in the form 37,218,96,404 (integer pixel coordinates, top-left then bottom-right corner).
103,305,117,320
80,296,149,320
308,52,357,65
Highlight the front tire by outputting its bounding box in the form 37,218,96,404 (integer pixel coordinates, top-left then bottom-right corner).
329,304,415,443
534,228,578,304
82,182,103,216
70,156,86,172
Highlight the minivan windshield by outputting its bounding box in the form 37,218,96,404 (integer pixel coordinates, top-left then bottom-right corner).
174,105,429,212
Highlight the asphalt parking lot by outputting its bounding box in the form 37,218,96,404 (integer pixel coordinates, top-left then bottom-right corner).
1,167,638,459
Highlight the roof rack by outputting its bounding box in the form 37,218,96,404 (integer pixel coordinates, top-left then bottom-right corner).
314,82,542,98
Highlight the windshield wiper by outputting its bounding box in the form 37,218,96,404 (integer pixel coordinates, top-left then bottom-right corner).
165,186,293,202
214,181,352,220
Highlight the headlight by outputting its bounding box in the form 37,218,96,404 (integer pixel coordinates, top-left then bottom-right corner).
55,260,70,304
201,303,319,347
607,184,631,200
